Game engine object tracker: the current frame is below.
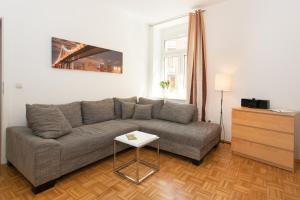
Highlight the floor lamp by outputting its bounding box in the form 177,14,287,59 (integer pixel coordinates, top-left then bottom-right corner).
215,73,232,142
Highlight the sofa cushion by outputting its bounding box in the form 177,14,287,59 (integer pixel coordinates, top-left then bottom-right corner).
121,102,136,119
133,104,152,120
159,101,196,124
26,102,83,128
138,97,164,119
57,120,139,160
82,99,115,125
114,97,137,118
57,102,83,128
26,104,49,128
26,105,72,139
124,119,220,148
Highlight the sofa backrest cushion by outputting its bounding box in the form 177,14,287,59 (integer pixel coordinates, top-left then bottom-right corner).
158,101,196,124
133,104,152,120
57,102,83,128
121,102,136,119
26,104,72,139
82,99,115,124
114,97,137,118
138,97,164,119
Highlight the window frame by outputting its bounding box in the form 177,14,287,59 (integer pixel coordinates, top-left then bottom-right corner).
160,35,188,100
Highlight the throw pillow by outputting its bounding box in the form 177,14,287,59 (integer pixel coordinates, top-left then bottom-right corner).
138,97,164,119
82,98,115,124
159,101,196,124
121,102,136,119
133,104,152,120
26,102,83,128
26,104,50,128
114,97,137,118
26,105,72,139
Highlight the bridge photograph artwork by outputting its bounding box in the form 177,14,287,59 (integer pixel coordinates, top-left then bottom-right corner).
52,37,123,74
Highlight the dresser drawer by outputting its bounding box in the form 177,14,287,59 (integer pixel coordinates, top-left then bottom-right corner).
232,110,295,133
232,138,294,170
232,124,294,151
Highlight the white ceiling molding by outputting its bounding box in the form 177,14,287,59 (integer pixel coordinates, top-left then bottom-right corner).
107,0,228,24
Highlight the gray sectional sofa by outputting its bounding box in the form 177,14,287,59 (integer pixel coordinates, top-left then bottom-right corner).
6,97,221,193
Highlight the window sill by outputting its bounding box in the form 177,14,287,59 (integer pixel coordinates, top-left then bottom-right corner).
151,96,187,103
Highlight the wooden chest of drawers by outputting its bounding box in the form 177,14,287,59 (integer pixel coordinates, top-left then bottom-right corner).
231,107,299,172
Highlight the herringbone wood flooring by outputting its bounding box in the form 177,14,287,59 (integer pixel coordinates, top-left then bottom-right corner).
1,143,300,200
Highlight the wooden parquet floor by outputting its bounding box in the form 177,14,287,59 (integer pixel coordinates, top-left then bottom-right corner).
0,143,300,200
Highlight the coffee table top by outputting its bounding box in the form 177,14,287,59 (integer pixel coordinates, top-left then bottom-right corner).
114,131,159,148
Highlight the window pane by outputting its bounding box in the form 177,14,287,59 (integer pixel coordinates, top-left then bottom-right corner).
165,56,178,74
163,55,187,99
164,37,187,52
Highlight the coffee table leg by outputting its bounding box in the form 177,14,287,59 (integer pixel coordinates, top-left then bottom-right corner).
136,147,140,183
157,140,160,170
113,140,117,171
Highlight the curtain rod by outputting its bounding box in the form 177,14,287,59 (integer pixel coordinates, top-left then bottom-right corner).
149,9,206,27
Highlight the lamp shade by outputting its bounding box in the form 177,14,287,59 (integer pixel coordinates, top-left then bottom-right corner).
215,73,232,91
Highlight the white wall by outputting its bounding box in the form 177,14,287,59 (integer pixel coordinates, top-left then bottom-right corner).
204,0,300,157
0,0,149,163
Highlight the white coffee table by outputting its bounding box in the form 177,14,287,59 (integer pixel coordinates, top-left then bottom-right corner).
113,131,160,184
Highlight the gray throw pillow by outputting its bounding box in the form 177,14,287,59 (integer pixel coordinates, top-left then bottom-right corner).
26,105,72,139
82,99,115,124
114,97,137,118
57,102,83,128
159,101,196,124
26,104,49,128
133,104,152,120
26,102,83,128
121,102,136,119
138,97,164,119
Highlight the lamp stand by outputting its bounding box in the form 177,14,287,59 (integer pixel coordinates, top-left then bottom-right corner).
219,90,226,143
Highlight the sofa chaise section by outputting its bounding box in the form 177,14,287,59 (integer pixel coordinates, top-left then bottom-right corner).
124,119,221,163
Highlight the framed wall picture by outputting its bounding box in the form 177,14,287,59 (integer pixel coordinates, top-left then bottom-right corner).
52,37,123,74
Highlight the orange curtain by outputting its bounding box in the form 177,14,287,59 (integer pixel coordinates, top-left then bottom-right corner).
187,10,207,122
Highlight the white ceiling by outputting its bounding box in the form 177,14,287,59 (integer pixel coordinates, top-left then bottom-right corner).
107,0,227,24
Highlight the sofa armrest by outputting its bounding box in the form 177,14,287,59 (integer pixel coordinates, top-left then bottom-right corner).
6,127,61,187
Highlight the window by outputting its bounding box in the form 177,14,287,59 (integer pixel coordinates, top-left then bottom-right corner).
162,36,187,100
150,18,188,100
164,37,187,52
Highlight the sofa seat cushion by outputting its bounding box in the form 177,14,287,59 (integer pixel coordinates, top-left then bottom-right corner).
57,120,139,161
124,119,220,148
